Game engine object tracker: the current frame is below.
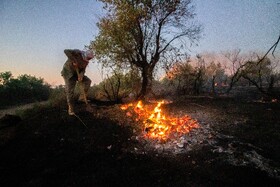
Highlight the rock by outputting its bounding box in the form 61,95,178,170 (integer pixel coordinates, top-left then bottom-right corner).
0,114,22,128
177,142,184,148
107,145,112,150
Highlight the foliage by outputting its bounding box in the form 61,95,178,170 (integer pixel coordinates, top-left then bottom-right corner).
48,85,66,107
164,61,196,95
91,69,141,101
91,0,201,99
241,57,280,97
204,61,227,94
163,57,228,95
0,72,51,107
0,71,12,85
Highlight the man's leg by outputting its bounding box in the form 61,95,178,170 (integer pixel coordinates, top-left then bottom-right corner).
64,77,77,115
78,76,91,103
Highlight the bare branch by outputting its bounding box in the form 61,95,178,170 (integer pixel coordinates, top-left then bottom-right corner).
258,34,280,64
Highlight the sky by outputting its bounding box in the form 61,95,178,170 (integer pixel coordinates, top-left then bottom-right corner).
0,0,279,86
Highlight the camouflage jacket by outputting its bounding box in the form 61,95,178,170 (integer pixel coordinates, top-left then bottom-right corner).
61,49,89,80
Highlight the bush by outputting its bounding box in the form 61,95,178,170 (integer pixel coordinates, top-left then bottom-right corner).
48,85,66,107
0,72,51,108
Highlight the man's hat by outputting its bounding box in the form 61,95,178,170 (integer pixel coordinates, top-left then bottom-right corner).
82,50,94,61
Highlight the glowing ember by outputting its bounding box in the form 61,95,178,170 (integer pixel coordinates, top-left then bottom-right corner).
121,100,199,140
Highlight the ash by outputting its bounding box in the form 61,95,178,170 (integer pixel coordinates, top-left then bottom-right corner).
133,121,216,154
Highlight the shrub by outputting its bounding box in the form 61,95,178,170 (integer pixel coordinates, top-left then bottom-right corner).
0,72,51,108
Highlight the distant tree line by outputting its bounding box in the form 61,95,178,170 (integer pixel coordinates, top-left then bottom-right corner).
91,51,280,101
0,71,51,107
161,53,280,99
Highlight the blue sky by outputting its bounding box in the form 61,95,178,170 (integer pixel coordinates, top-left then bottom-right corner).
0,0,279,85
194,0,280,53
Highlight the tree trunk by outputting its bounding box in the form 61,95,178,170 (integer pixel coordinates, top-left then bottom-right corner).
138,66,153,100
211,75,216,95
268,75,274,93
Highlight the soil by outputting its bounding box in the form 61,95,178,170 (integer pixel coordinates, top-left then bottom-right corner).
0,96,279,186
0,101,49,118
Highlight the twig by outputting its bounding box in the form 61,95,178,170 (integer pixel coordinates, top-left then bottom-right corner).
189,103,206,108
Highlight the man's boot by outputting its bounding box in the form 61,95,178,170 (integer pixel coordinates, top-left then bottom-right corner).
68,105,75,116
78,92,90,104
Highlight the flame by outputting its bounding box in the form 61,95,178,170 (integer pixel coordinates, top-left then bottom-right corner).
121,100,199,140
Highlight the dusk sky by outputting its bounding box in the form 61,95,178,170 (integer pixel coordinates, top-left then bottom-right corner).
1,0,279,86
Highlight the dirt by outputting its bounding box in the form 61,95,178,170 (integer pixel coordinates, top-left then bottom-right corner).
0,101,49,118
0,97,279,186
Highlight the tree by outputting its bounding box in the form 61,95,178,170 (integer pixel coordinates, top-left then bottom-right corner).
91,0,201,99
93,68,141,101
0,71,12,85
205,61,227,94
241,56,279,98
222,49,248,93
192,54,205,95
164,60,197,95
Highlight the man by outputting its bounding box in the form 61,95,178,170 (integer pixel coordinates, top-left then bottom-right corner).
61,49,94,115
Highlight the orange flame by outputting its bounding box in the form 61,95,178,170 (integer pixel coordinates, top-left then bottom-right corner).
121,100,199,140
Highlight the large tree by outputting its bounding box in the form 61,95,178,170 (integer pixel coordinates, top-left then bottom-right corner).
91,0,201,99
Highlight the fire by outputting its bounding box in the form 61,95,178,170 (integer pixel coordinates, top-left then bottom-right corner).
121,100,199,140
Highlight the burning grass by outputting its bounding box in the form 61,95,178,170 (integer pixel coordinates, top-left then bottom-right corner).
120,100,200,141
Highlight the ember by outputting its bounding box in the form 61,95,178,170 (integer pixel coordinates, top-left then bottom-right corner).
121,100,199,140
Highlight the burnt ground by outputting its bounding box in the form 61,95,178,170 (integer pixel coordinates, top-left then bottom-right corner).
0,96,279,186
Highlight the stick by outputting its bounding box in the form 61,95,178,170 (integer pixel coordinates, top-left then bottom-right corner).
189,103,206,108
73,113,88,129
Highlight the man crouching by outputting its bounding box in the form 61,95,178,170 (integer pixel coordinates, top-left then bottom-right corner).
61,49,94,115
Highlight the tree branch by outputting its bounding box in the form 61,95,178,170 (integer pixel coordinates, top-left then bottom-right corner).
159,32,189,54
258,34,280,64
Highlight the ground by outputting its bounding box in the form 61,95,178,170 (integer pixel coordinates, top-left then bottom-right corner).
0,96,279,186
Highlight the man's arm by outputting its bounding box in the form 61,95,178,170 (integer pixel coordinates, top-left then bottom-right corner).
76,68,86,81
64,49,82,79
